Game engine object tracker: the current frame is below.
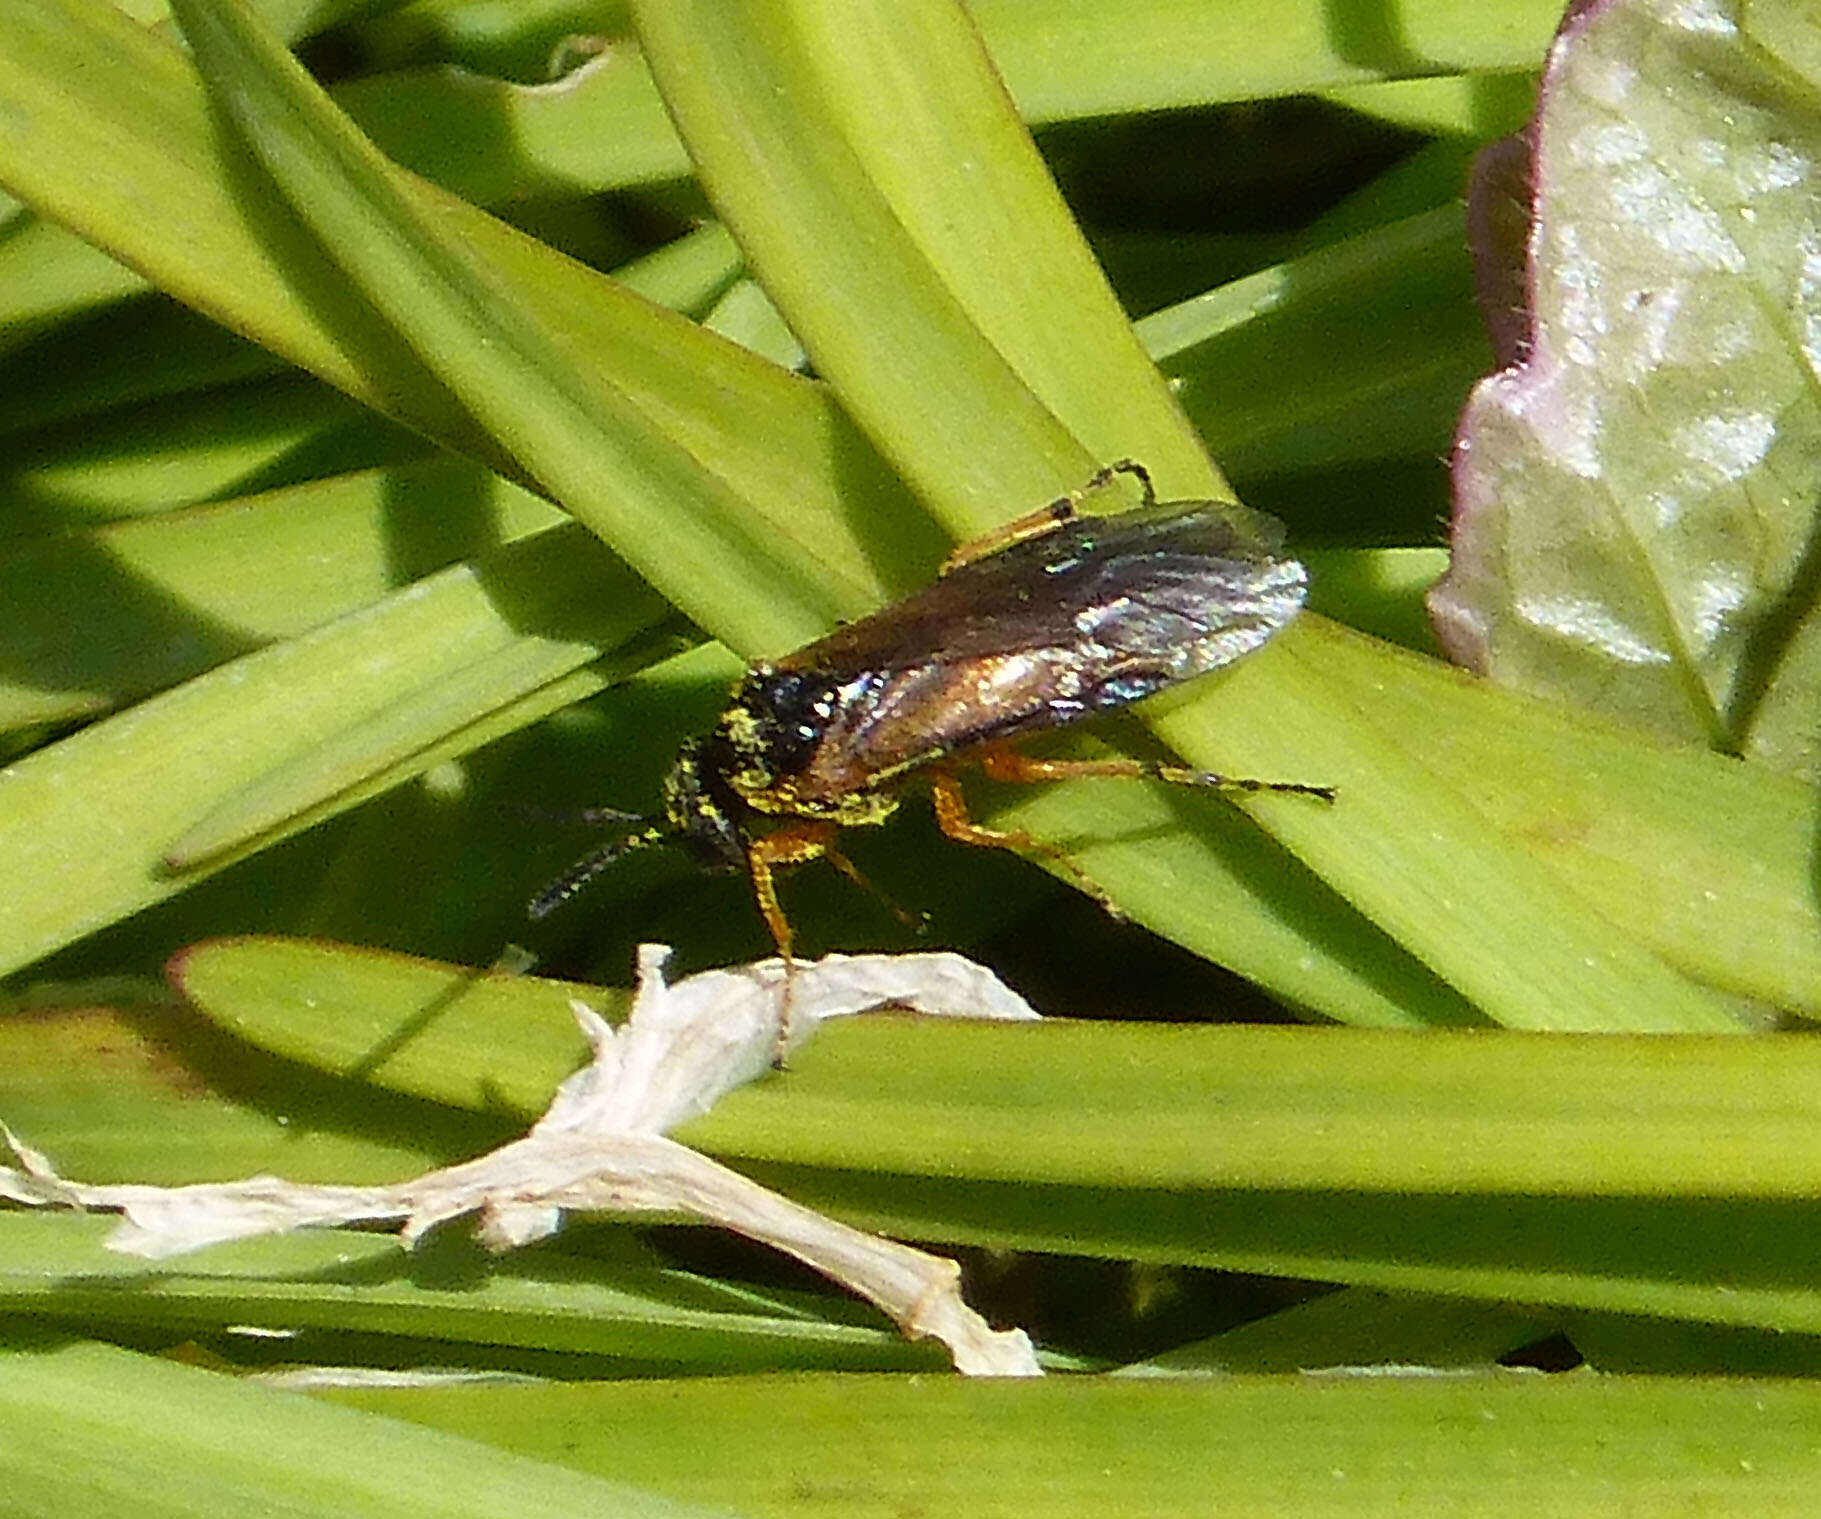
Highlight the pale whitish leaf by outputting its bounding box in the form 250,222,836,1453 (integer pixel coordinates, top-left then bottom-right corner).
1432,0,1821,778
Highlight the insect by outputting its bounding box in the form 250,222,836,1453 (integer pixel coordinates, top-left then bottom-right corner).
530,460,1333,959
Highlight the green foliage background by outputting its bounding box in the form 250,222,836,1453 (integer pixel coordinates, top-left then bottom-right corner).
1,0,1819,1512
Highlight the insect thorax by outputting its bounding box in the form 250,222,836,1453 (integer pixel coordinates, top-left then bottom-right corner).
707,666,901,828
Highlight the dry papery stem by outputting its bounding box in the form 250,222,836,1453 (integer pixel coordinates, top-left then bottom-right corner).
1,946,1043,1377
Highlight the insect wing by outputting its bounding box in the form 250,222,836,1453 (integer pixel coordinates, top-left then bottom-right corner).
772,503,1308,795
783,503,1297,674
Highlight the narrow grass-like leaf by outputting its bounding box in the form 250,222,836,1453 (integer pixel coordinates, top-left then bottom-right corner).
344,0,638,80
1136,206,1490,484
0,528,666,976
635,0,1215,520
1137,1286,1555,1373
339,0,1565,208
0,218,738,442
1301,547,1448,653
610,222,743,313
0,213,148,341
333,38,690,205
0,993,452,1185
167,627,676,867
322,1369,1821,1516
0,296,284,439
701,281,807,372
170,938,1821,1331
0,213,741,733
1287,624,1821,1011
169,0,845,655
0,459,564,731
0,1340,731,1519
1141,626,1748,1031
1298,139,1491,244
0,1215,931,1373
0,0,936,646
698,1016,1821,1201
1,374,424,534
1322,71,1543,137
0,1001,933,1371
975,0,1564,118
0,0,1547,348
170,936,604,1110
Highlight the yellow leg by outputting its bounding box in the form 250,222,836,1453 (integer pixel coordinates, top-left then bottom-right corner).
928,770,1125,919
745,821,838,964
976,746,1335,801
939,459,1156,573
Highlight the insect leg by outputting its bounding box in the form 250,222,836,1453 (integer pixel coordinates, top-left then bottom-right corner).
746,821,839,963
1091,458,1156,508
977,747,1336,802
928,769,1127,920
823,841,926,934
939,503,1073,575
746,821,839,1065
938,458,1157,573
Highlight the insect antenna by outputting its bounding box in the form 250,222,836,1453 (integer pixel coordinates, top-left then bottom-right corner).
505,802,649,828
527,818,670,921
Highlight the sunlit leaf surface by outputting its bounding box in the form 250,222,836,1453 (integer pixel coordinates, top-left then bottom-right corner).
1433,0,1821,778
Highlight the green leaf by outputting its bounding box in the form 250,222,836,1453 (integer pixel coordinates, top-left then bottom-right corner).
167,0,853,655
1137,1286,1556,1373
321,1369,1821,1514
0,526,666,976
169,938,1821,1333
0,296,282,440
333,36,689,205
1302,547,1448,653
634,0,1217,520
0,459,564,731
1433,0,1821,777
170,935,603,1110
0,998,937,1373
333,2,1567,210
0,214,745,741
975,0,1565,117
0,1212,934,1374
0,984,452,1184
0,374,423,534
1321,70,1542,137
0,1340,734,1518
1137,206,1491,484
0,0,937,649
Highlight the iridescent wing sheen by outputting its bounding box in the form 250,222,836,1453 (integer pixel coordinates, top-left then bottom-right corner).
780,502,1299,677
771,503,1308,799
